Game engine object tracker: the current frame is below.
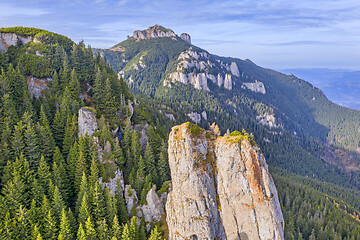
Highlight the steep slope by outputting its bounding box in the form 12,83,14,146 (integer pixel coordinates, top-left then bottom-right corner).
95,25,360,190
166,122,284,239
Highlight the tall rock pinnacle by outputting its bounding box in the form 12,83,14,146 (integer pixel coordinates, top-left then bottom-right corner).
166,122,284,240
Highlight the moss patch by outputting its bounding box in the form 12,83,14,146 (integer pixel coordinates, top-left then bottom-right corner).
184,122,204,136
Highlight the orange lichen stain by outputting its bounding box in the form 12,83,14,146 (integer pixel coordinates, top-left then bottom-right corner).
244,149,265,201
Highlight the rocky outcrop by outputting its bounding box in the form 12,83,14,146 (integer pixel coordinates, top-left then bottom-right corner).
98,169,125,194
180,33,191,44
0,33,33,52
125,185,138,215
187,112,201,124
230,62,240,77
140,186,166,222
27,76,52,98
242,80,266,94
224,74,232,90
133,25,176,41
166,123,284,240
78,107,98,137
169,72,209,91
256,114,277,128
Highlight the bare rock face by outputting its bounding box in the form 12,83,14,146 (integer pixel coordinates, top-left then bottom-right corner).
125,185,138,215
133,25,176,41
27,76,52,98
224,74,232,90
0,33,33,52
180,33,191,44
141,185,165,222
242,80,266,94
98,169,125,194
78,107,98,137
187,112,201,124
166,123,284,240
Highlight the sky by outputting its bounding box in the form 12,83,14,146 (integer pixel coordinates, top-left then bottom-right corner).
1,0,360,70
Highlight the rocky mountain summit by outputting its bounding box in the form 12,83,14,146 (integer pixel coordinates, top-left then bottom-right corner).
131,24,191,44
166,123,284,240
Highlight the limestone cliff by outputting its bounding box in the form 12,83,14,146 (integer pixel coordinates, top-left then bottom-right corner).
132,25,176,41
0,33,33,52
166,123,284,240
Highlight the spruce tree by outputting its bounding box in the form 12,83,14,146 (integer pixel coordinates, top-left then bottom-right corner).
37,155,51,192
85,217,97,240
111,215,121,240
52,186,65,222
92,182,106,224
115,179,128,224
97,218,109,240
148,226,163,240
43,209,57,240
58,208,72,240
78,193,91,226
76,223,86,240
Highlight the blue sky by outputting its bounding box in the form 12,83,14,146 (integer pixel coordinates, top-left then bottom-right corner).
1,0,360,70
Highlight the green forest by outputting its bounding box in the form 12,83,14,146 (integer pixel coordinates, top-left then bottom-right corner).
1,27,360,239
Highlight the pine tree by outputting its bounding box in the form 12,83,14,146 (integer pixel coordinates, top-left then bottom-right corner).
129,216,138,240
85,217,97,240
78,193,91,226
135,155,145,193
114,179,128,224
31,224,41,240
144,143,157,185
37,155,51,192
11,120,25,159
89,157,99,187
43,209,57,240
148,226,163,240
97,218,109,240
111,215,121,240
30,179,44,207
158,144,170,184
113,138,125,169
92,182,106,224
76,223,86,240
121,224,131,240
75,172,89,214
75,151,87,192
68,69,81,100
62,114,77,158
58,208,72,240
52,186,65,222
37,105,55,161
14,205,30,240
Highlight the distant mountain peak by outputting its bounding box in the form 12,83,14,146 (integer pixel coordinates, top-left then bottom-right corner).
130,24,191,44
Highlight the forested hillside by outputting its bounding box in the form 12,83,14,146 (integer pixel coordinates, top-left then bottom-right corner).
0,27,169,239
1,26,360,240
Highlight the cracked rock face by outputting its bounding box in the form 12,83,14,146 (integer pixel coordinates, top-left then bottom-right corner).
166,123,284,240
78,107,98,137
